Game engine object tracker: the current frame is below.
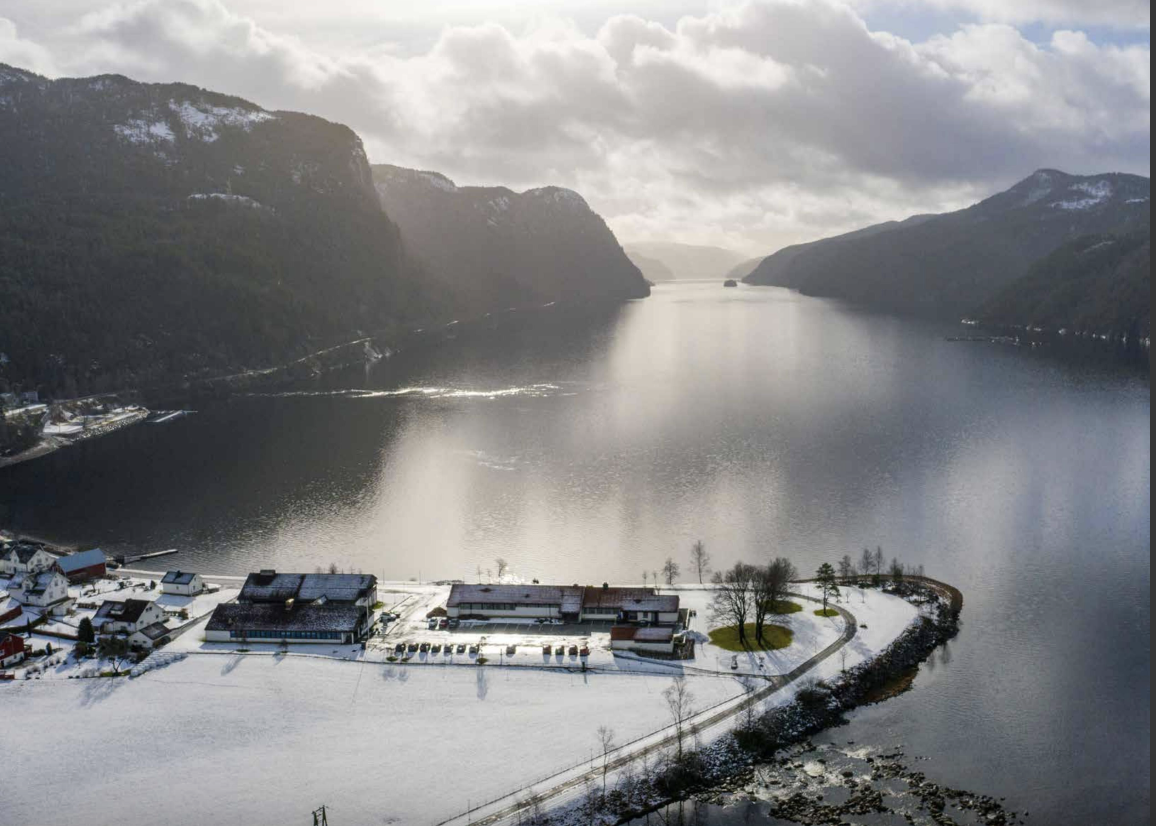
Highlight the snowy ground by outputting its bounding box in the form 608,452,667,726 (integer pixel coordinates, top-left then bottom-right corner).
3,653,746,826
3,578,922,825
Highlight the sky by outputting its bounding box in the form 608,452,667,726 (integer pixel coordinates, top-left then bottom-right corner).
0,0,1149,255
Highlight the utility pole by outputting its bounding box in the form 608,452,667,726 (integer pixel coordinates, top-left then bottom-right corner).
312,805,329,826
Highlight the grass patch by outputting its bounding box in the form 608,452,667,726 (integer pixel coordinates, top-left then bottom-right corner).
708,624,793,652
813,608,839,617
769,600,802,614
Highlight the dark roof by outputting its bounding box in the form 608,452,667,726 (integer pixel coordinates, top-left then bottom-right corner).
57,549,106,573
12,544,49,563
94,598,155,624
134,622,172,640
238,571,376,604
161,570,199,585
582,588,679,613
447,583,584,613
206,603,363,634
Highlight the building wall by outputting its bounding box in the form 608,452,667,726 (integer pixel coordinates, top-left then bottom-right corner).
161,577,203,596
609,639,674,654
205,628,353,644
63,563,106,582
448,604,561,619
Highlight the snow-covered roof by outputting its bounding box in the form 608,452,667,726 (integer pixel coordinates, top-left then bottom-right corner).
161,570,199,585
582,588,679,614
57,549,105,574
447,584,584,612
609,626,673,642
206,603,363,634
238,572,376,604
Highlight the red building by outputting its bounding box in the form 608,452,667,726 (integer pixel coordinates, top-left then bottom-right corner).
55,548,107,582
0,633,27,668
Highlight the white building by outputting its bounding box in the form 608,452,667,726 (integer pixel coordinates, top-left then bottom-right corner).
129,622,173,650
609,626,679,654
93,598,166,635
445,583,681,625
160,570,204,596
9,570,73,616
0,543,57,575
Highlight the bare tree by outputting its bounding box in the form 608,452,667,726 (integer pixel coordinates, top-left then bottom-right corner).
838,554,854,582
859,547,873,581
495,558,509,581
890,557,905,584
766,557,796,608
709,563,757,647
662,677,695,763
661,557,680,587
751,558,796,646
873,546,884,576
689,540,711,584
596,725,615,795
327,562,339,575
642,570,649,587
476,564,483,583
98,635,133,675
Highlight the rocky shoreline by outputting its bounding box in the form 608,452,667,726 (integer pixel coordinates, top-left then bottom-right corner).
582,580,983,826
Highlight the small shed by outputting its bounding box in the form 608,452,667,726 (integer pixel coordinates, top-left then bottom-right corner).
0,633,27,668
609,625,675,654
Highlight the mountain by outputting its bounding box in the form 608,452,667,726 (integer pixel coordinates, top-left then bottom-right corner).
624,250,675,283
744,170,1150,319
372,165,648,310
623,242,745,281
723,256,767,282
973,230,1150,339
0,64,434,397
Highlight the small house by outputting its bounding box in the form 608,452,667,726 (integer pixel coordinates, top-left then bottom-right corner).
0,633,26,668
160,570,204,596
9,569,73,615
56,549,107,582
93,598,165,635
129,622,172,650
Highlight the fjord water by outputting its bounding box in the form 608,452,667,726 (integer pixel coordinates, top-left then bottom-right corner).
2,282,1149,822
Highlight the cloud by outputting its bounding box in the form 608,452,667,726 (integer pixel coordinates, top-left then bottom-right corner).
857,0,1150,29
0,18,57,75
0,0,1149,253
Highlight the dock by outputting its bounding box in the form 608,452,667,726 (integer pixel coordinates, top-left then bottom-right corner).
114,548,179,565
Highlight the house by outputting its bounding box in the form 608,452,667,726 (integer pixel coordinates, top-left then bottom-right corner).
0,633,26,668
160,570,205,596
129,622,172,650
9,570,73,616
55,548,107,582
93,598,166,635
203,571,379,645
0,542,57,575
445,583,681,625
609,625,679,655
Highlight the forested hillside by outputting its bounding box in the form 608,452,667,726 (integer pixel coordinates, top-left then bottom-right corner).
744,170,1150,324
372,165,649,310
0,64,436,397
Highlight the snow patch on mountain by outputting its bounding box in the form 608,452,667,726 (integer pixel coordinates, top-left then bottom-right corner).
419,171,457,192
187,193,266,210
115,118,176,145
1051,179,1113,211
1019,170,1056,206
170,100,275,142
528,187,588,209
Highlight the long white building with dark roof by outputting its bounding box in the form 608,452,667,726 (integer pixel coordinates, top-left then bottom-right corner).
446,583,679,625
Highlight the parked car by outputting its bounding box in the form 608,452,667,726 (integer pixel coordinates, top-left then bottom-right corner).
407,642,418,652
554,645,565,655
419,642,430,652
568,645,578,656
430,644,441,654
468,644,479,654
456,643,467,654
543,644,552,654
448,619,460,629
506,644,516,655
579,646,589,657
394,643,406,655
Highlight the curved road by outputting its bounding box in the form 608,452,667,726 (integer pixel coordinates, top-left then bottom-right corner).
438,593,857,826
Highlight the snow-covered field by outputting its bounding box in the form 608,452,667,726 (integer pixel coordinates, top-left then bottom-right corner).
4,653,746,826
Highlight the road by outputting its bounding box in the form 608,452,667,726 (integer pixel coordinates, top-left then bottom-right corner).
436,593,857,826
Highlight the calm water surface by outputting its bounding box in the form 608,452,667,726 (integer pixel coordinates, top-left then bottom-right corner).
2,282,1149,823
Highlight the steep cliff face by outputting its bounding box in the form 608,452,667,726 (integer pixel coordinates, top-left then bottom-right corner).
0,64,430,396
373,165,649,311
744,170,1150,320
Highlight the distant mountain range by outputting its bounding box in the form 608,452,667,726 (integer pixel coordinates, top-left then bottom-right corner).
0,64,645,397
744,170,1150,338
373,165,647,311
624,242,746,281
